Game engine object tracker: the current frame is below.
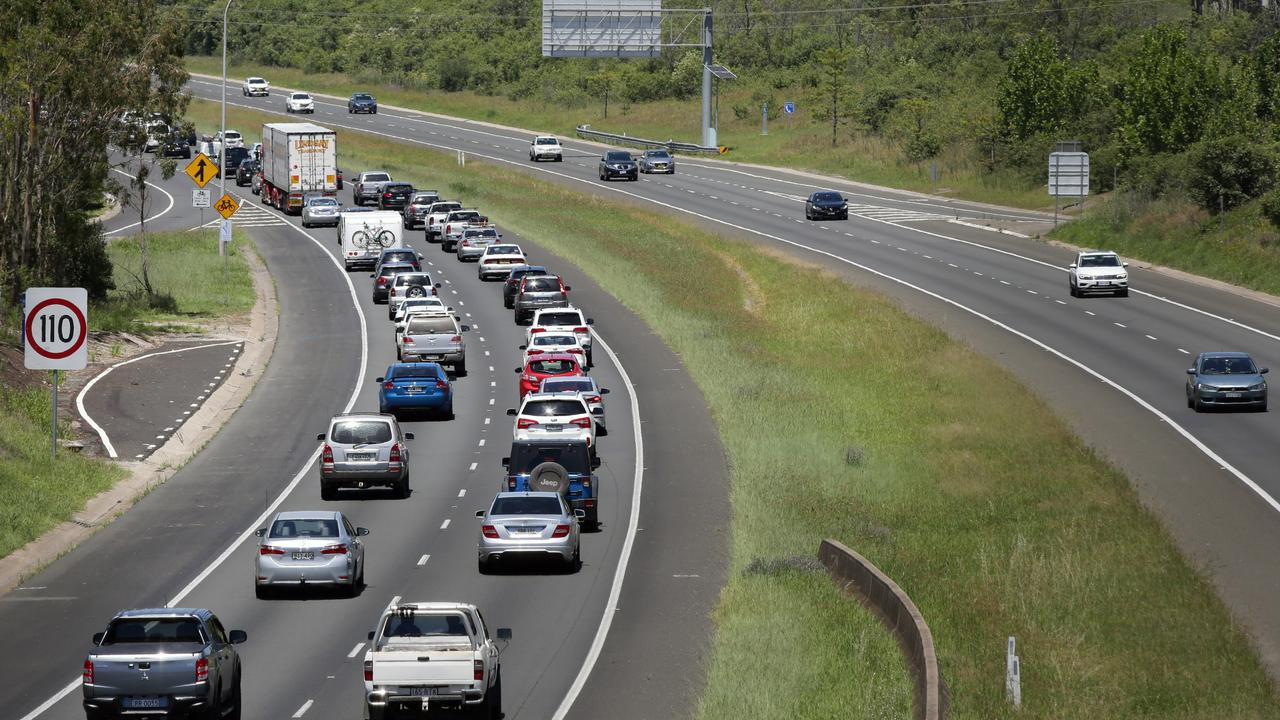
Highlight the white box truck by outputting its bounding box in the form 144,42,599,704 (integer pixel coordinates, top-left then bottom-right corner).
260,122,337,215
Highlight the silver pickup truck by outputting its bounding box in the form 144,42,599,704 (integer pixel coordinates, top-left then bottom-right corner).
354,171,394,206
363,602,510,720
82,608,247,719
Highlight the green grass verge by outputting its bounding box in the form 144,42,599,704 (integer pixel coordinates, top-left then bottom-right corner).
95,228,257,334
0,385,127,559
1052,195,1280,297
192,98,1280,718
186,57,1048,210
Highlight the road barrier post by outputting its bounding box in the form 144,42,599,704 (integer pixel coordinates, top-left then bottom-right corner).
1005,636,1021,708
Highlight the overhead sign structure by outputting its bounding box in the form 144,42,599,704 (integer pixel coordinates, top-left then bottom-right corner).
1048,151,1089,197
185,153,219,188
193,189,211,208
542,0,668,57
214,193,240,220
24,287,88,371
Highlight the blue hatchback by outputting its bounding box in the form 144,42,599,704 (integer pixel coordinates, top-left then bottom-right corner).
378,363,454,418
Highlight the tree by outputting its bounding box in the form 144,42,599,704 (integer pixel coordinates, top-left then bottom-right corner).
997,33,1093,142
1114,25,1220,159
813,47,855,147
584,70,621,119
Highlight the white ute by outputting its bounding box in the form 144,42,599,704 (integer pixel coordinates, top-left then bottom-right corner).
529,135,563,162
363,602,509,720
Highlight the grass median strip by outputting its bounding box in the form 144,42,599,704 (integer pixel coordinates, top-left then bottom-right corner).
192,98,1280,718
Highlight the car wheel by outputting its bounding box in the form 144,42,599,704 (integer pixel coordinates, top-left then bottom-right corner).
397,477,410,499
563,547,580,574
227,673,243,720
1117,289,1129,298
1193,393,1205,413
487,669,503,719
1069,283,1078,298
455,360,467,376
442,400,454,420
321,482,337,501
1186,390,1194,409
254,584,271,600
556,156,562,162
477,556,492,575
586,349,593,367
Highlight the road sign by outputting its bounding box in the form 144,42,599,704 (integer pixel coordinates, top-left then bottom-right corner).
783,101,796,114
24,287,88,370
185,153,219,188
214,193,240,219
220,219,233,246
193,189,211,208
1048,151,1089,197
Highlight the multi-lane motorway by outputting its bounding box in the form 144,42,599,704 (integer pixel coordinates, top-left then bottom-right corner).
183,75,1280,676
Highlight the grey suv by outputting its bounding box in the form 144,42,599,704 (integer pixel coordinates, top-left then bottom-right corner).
318,413,415,499
514,274,570,325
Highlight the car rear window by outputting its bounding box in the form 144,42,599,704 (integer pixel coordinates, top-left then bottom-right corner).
491,496,563,515
450,211,480,221
407,317,456,334
543,378,594,393
364,173,391,182
523,400,587,416
104,618,205,644
269,518,338,538
523,277,561,292
330,420,392,444
391,364,443,379
533,335,576,347
538,312,581,326
382,612,471,638
382,250,416,263
466,229,498,238
432,203,462,212
386,183,413,192
509,444,590,472
488,246,520,255
379,265,413,278
394,273,432,287
529,359,577,374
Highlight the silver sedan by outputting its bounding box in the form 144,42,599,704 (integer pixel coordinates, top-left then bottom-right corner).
254,510,369,597
301,195,341,228
476,492,583,573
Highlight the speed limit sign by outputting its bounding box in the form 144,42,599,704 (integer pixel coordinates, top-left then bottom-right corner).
24,287,88,370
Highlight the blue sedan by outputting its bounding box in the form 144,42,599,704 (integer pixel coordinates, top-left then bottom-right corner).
377,363,454,418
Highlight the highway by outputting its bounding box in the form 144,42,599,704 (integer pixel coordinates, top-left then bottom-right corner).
2,160,729,719
180,76,1280,676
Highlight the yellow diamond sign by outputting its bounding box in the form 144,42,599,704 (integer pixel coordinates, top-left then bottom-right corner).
214,193,240,220
184,153,219,188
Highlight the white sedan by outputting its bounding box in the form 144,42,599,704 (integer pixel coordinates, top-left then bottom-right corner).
478,244,527,280
285,92,315,114
521,333,586,366
506,392,598,447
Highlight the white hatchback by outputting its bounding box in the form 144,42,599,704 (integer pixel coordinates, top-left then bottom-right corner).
507,392,598,447
478,244,527,280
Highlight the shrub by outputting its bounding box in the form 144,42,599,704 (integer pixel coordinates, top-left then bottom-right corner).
1185,136,1277,213
1261,188,1280,229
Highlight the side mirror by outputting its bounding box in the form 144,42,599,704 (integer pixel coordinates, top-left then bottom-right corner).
404,432,415,440
1262,368,1271,374
356,527,370,536
600,388,610,395
514,368,522,373
586,318,594,325
460,324,471,332
435,283,442,289
1186,368,1197,375
475,509,485,518
519,344,527,350
506,408,517,416
564,286,572,292
368,274,375,278
574,509,587,519
228,630,248,644
1122,262,1130,267
375,377,384,383
317,432,327,441
501,457,511,467
591,407,604,415
496,628,513,640
591,456,602,469
367,630,375,641
254,528,266,537
447,307,454,312
1068,263,1077,270
93,632,105,645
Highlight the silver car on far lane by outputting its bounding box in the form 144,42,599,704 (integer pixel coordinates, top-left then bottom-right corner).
476,492,583,573
254,510,369,598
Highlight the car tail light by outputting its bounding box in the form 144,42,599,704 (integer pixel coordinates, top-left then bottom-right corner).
584,395,601,403
527,349,544,356
377,276,388,286
364,660,373,682
402,337,414,344
517,418,538,429
568,348,584,355
522,374,537,384
83,660,94,684
482,525,499,538
321,443,334,469
530,328,546,334
552,524,570,538
259,545,286,555
462,240,471,246
436,379,449,390
195,657,209,683
450,335,462,343
507,478,516,490
388,443,402,470
383,381,395,390
383,191,392,197
473,660,484,681
574,326,589,333
320,544,348,555
571,417,591,428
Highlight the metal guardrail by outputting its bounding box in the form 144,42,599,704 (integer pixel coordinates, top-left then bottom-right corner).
575,124,726,154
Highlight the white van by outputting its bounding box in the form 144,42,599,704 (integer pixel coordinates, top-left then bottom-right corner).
339,210,404,270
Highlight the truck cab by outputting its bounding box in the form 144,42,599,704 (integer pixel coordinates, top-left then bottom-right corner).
503,439,601,530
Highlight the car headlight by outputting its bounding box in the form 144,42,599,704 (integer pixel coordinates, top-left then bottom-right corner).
1249,382,1266,391
1198,383,1218,391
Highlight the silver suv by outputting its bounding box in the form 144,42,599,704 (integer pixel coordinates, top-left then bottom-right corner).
318,413,414,499
514,274,571,325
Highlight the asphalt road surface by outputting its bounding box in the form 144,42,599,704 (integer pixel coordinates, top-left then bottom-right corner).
3,161,728,720
182,76,1280,677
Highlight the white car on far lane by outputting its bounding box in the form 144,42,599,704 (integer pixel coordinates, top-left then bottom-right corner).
506,392,598,447
478,244,526,280
285,92,315,114
529,136,563,162
1068,250,1129,298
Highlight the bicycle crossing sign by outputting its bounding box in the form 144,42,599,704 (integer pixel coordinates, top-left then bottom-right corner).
214,193,240,220
185,153,219,188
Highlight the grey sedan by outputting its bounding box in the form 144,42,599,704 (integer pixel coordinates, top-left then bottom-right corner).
318,413,414,498
1186,351,1269,412
254,510,369,597
476,492,583,573
639,149,675,174
301,195,341,228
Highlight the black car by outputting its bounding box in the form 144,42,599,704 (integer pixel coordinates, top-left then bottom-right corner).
804,190,848,220
158,137,191,159
374,247,424,274
235,159,260,187
371,262,416,304
598,150,638,181
348,93,378,114
502,265,547,309
222,147,250,178
379,182,415,211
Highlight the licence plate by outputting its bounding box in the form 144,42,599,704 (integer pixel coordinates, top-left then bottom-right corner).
1226,392,1243,398
292,551,314,561
405,387,424,394
123,697,169,709
1096,281,1111,286
406,687,439,697
347,452,375,461
543,424,562,432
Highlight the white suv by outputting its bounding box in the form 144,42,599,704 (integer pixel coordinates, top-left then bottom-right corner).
1068,250,1129,298
527,307,594,367
285,92,315,114
242,77,269,97
530,136,563,162
507,392,598,447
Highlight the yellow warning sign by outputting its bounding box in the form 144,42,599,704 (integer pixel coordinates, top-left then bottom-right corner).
185,153,219,188
214,193,240,220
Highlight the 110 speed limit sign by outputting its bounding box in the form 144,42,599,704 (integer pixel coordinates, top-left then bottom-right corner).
24,287,88,370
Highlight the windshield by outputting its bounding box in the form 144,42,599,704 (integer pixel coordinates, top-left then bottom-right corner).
292,93,310,100
1200,357,1258,374
529,358,578,374
364,173,391,182
407,317,456,334
606,151,631,161
522,399,587,416
224,131,241,140
491,495,563,515
509,443,591,473
330,420,392,444
524,277,560,292
382,612,470,638
248,77,265,83
537,312,581,326
1079,255,1121,267
814,192,842,202
646,150,670,158
353,94,373,101
533,335,576,347
269,518,338,538
103,618,205,644
536,137,558,145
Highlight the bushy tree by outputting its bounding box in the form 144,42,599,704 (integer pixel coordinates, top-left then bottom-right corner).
1185,136,1277,213
1114,25,1221,158
997,33,1093,142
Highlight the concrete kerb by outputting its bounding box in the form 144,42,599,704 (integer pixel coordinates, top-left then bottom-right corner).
818,538,948,720
0,241,278,595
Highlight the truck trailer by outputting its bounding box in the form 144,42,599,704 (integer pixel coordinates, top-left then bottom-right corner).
260,122,337,215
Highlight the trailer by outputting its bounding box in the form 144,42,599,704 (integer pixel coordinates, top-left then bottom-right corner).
260,122,337,215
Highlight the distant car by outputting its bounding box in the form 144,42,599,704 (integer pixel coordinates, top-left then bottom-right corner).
598,150,638,181
235,158,260,187
521,332,585,365
507,392,598,447
503,265,547,308
540,375,609,431
393,298,455,330
371,262,416,304
378,182,415,211
516,354,585,398
216,130,244,149
353,171,393,206
804,190,848,220
403,191,441,229
301,195,341,228
374,247,424,274
513,274,571,325
424,201,463,242
476,491,583,572
253,510,368,598
222,146,250,177
530,135,563,162
478,244,526,281
158,137,191,159
1069,250,1129,297
528,307,594,366
142,121,167,153
285,92,315,114
378,362,454,418
318,413,414,499
1186,351,1269,412
639,149,675,174
457,227,500,262
242,77,270,96
441,209,488,252
397,313,469,374
348,92,378,114
387,271,441,320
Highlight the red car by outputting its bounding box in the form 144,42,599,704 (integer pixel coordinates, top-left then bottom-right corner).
516,354,584,398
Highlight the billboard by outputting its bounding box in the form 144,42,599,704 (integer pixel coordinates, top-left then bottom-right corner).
542,0,663,57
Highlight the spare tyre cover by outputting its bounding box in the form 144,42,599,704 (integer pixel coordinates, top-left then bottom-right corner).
527,462,570,495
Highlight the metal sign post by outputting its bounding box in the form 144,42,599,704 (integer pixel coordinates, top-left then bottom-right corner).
1048,148,1090,227
761,103,768,135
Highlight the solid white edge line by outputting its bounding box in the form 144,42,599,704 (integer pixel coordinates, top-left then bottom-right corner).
19,196,369,720
103,168,175,236
75,340,243,458
347,642,365,658
291,699,314,718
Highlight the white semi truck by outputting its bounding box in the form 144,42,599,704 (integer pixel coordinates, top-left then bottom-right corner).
260,122,337,215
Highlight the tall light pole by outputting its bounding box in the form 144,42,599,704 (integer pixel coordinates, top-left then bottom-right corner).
220,0,232,201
